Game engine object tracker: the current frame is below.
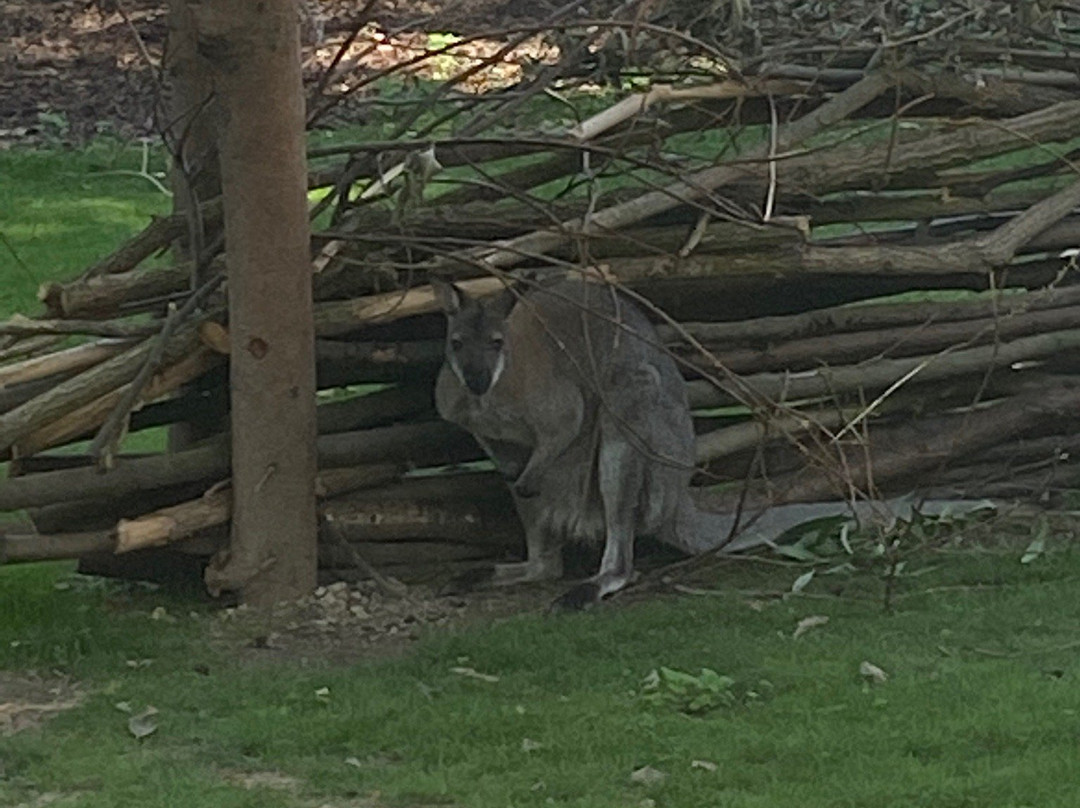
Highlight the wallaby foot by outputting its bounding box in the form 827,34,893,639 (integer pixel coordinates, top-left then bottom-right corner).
549,582,601,613
492,558,561,586
440,557,561,596
438,566,495,596
548,569,637,613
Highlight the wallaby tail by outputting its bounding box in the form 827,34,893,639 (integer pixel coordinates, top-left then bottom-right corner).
672,493,997,556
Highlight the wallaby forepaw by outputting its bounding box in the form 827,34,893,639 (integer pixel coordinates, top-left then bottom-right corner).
439,566,495,596
548,582,601,613
512,477,541,498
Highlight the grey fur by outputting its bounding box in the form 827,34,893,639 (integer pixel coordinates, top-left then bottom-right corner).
432,277,993,608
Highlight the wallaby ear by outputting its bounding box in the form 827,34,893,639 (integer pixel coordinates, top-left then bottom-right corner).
430,275,462,315
490,279,524,320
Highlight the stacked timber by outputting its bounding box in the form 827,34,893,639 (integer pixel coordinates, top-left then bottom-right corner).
1,3,1079,582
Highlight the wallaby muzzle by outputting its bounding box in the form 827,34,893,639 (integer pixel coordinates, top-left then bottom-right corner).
458,362,495,396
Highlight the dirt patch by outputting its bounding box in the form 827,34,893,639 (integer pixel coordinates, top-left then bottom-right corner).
0,0,557,146
220,768,304,792
209,577,567,666
0,671,82,736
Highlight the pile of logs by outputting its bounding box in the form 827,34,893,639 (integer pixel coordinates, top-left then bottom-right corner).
2,10,1080,582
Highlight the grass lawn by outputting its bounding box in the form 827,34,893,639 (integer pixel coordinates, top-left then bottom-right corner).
1,531,1079,808
2,135,1080,807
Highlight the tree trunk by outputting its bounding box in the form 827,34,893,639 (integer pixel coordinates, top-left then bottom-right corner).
165,0,227,452
199,0,318,605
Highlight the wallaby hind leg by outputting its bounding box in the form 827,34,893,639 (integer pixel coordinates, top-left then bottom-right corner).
488,492,561,584
441,499,563,594
551,430,640,612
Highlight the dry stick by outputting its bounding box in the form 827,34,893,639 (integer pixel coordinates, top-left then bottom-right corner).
0,420,476,512
0,340,134,389
79,198,221,279
0,335,63,365
697,383,1080,511
696,304,1080,374
321,515,408,598
13,347,222,458
470,71,891,270
1,530,115,563
777,99,1080,196
0,324,201,454
87,273,226,466
313,275,506,336
685,328,1080,410
616,176,1080,281
41,262,194,319
115,462,402,554
0,315,164,339
694,408,858,463
660,284,1080,345
308,71,893,331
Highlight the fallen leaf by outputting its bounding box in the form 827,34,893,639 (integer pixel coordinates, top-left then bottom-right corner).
630,765,667,786
691,759,718,772
127,707,158,739
1021,536,1046,565
113,701,133,714
791,570,815,594
314,686,331,703
793,615,829,639
344,757,363,769
521,737,543,753
859,660,888,685
149,606,171,622
450,666,499,683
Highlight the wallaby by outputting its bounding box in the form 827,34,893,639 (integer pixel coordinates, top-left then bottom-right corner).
432,275,990,610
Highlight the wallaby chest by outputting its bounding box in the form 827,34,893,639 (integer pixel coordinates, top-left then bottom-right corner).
435,364,535,446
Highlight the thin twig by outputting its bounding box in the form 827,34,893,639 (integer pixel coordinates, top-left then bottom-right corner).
87,272,225,467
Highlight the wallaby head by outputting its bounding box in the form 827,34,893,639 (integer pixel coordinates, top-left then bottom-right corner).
431,277,518,396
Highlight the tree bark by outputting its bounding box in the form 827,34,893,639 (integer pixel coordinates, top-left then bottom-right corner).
187,0,318,605
115,463,401,554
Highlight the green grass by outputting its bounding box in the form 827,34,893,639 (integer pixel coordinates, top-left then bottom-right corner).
2,533,1080,807
0,140,173,318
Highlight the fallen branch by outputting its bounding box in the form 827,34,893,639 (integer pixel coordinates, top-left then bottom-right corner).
115,463,402,554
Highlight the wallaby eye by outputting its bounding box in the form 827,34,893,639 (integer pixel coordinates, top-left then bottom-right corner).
450,337,463,351
490,336,504,350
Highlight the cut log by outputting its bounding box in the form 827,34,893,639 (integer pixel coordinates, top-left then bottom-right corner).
39,263,196,319
0,315,163,339
695,304,1080,374
11,346,222,458
314,276,507,337
316,384,435,433
0,420,478,512
696,383,1080,510
322,498,521,544
1,529,115,563
0,336,65,364
0,339,133,389
115,463,402,554
686,329,1080,410
659,285,1080,346
0,326,202,454
81,198,223,278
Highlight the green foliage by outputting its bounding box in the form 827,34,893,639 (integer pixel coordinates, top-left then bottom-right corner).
641,666,743,714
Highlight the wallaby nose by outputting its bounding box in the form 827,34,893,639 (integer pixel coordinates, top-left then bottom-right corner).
465,373,492,396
